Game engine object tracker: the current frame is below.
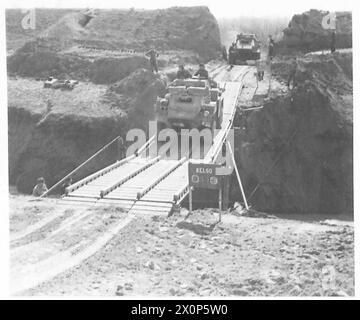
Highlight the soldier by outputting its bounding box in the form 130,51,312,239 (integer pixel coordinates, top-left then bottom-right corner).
176,65,192,79
330,31,336,53
228,42,236,66
60,177,72,195
268,35,275,60
145,46,159,74
287,58,298,89
222,45,227,61
256,59,265,81
236,33,244,44
32,177,48,197
118,136,126,160
193,63,209,79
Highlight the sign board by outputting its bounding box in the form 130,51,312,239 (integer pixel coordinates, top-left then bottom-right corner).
188,162,222,190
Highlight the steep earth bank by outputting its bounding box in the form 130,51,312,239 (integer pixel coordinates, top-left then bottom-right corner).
8,79,124,194
8,68,167,194
233,52,352,215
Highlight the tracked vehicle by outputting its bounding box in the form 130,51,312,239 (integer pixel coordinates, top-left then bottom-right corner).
228,33,261,65
155,77,224,133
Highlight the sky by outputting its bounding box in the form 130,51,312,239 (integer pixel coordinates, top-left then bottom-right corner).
4,0,356,18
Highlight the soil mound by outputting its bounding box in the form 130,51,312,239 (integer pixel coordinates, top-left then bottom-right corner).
276,10,352,53
104,68,167,129
7,6,221,81
82,6,221,60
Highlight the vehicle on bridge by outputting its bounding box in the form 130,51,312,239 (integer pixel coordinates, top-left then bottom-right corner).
228,33,261,65
155,77,224,133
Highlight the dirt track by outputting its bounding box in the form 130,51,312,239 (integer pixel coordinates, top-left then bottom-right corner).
10,196,353,297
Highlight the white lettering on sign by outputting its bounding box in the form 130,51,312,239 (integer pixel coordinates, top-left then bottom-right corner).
196,167,213,174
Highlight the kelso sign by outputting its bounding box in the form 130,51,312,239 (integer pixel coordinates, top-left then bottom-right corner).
188,162,222,190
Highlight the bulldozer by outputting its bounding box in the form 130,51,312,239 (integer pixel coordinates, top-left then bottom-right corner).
228,33,261,65
155,77,224,133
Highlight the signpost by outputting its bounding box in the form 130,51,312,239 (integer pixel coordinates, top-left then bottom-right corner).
189,162,222,190
188,162,224,221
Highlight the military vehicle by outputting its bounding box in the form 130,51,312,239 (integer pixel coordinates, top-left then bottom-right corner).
43,76,59,88
155,77,224,133
43,77,78,90
228,33,261,65
59,79,78,90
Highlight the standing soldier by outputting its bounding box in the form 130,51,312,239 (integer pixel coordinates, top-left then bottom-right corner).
118,136,126,160
228,42,236,65
256,59,265,81
145,46,159,74
330,31,336,53
268,35,275,61
287,58,298,89
222,45,227,61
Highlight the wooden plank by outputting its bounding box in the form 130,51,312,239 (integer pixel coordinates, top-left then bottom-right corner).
100,156,161,198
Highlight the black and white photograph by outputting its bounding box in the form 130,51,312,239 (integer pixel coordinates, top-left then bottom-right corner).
0,0,358,301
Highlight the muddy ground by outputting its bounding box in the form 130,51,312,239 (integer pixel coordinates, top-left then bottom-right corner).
10,196,354,297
